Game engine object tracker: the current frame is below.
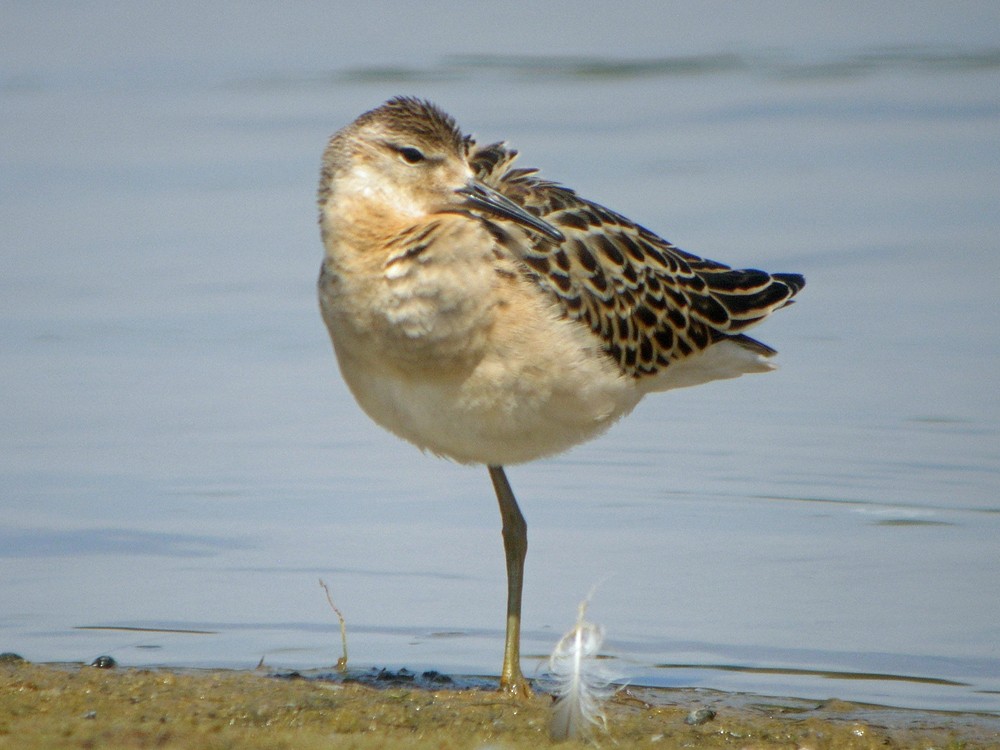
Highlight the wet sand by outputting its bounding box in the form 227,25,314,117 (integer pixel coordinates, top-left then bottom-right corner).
2,659,997,749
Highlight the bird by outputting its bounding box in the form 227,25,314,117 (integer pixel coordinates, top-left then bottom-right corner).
317,96,804,697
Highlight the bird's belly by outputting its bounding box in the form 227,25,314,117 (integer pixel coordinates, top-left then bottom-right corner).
321,238,641,465
335,327,640,466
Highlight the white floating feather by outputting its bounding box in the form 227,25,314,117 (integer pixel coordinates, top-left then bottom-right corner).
548,599,614,742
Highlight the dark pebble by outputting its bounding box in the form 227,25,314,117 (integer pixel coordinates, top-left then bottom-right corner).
421,670,453,684
376,667,414,682
685,707,717,725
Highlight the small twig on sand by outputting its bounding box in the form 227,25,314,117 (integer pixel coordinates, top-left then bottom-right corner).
319,578,348,672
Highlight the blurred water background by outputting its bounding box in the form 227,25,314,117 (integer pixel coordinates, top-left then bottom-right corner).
2,2,998,713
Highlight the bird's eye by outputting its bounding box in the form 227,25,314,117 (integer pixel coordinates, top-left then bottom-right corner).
398,146,426,164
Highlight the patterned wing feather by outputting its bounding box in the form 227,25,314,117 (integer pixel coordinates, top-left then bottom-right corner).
470,142,805,379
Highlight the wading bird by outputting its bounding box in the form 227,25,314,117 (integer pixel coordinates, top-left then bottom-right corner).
317,97,804,696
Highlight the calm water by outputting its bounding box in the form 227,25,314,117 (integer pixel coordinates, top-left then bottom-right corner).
2,3,999,713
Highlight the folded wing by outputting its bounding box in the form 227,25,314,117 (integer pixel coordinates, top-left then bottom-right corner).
470,142,805,384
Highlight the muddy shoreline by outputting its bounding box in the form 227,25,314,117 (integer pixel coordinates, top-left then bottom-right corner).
2,659,997,748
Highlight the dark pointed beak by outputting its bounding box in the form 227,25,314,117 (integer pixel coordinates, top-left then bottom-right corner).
456,181,564,242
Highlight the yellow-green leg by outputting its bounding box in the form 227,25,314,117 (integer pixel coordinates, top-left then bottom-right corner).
488,465,532,697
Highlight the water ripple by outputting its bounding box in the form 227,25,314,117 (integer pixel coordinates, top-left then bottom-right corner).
333,46,1000,85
